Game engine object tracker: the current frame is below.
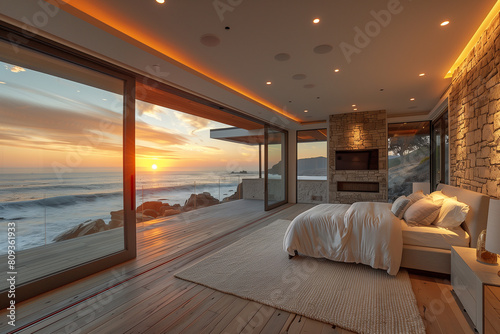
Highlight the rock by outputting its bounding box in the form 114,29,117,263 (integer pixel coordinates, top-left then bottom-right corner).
184,192,219,211
53,219,109,242
137,201,164,213
159,205,173,216
161,209,181,217
142,208,159,218
136,213,155,223
223,183,243,202
110,209,124,221
109,219,123,229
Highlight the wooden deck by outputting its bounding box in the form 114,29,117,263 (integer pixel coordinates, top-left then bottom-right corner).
0,200,474,334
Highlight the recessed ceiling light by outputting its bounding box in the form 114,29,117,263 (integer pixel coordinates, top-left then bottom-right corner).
304,109,309,113
156,0,165,3
352,104,356,107
266,81,272,85
419,73,425,77
353,108,358,111
410,98,415,101
440,21,450,26
334,68,340,73
313,18,320,24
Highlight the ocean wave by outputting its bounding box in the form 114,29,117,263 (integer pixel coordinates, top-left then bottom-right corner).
0,182,122,193
0,191,123,210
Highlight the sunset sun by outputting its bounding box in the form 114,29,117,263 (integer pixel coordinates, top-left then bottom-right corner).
151,164,158,170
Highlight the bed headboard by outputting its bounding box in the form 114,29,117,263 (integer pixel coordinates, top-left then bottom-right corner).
436,184,490,247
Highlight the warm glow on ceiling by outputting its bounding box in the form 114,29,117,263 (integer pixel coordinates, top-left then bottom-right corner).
446,1,500,78
52,1,302,123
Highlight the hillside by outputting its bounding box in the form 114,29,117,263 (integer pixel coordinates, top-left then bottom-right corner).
269,156,327,176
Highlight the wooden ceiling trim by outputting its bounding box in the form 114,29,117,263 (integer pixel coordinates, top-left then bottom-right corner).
136,81,263,130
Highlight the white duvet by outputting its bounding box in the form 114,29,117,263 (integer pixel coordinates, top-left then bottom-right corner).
283,202,403,275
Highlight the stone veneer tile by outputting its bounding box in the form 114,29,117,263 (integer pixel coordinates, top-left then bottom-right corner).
449,13,500,198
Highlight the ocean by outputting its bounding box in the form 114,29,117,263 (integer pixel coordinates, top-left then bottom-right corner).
0,169,257,254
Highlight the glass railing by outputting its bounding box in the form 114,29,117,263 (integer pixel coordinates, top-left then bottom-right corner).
134,171,259,229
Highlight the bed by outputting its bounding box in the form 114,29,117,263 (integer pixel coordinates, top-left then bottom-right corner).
284,184,490,274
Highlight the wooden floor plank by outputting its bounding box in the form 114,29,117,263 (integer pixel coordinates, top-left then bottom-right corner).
259,309,291,334
200,298,251,334
178,293,236,334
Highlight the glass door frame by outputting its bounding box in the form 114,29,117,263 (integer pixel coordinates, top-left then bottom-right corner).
264,124,288,211
0,21,136,307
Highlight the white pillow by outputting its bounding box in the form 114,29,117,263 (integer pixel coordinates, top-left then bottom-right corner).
391,195,412,219
434,196,470,228
429,190,449,201
407,190,427,203
404,197,444,226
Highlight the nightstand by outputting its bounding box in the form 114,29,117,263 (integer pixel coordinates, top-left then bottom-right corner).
451,246,500,334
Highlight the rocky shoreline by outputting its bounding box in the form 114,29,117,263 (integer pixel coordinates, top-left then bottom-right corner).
53,184,242,242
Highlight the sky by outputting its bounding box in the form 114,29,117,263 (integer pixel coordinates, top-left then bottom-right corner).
0,60,263,172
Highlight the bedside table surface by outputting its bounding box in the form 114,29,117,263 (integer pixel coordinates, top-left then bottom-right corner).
452,246,500,287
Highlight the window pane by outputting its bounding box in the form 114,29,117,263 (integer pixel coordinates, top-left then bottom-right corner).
388,122,430,202
0,42,125,289
267,128,286,208
297,129,327,203
135,100,262,228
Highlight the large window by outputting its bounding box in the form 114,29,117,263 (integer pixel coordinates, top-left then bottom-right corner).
265,126,287,210
388,122,431,202
134,99,262,226
0,30,135,306
431,111,449,189
296,129,327,203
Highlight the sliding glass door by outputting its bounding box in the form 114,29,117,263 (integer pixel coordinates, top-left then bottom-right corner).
265,126,287,210
0,27,135,306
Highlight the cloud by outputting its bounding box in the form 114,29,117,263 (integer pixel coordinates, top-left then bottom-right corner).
136,100,165,121
203,146,221,151
174,112,211,134
0,96,189,157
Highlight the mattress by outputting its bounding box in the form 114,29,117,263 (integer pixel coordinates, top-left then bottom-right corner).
401,220,470,250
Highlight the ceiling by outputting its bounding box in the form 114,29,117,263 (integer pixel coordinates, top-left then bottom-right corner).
2,1,499,126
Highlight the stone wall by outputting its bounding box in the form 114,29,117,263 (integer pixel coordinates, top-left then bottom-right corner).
328,110,388,203
449,13,500,198
242,178,264,200
297,180,328,203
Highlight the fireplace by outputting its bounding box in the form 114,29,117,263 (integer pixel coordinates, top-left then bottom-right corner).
337,181,380,193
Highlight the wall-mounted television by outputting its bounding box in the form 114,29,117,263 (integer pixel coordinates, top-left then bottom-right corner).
335,149,379,170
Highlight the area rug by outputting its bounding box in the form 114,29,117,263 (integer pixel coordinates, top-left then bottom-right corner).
175,219,425,334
